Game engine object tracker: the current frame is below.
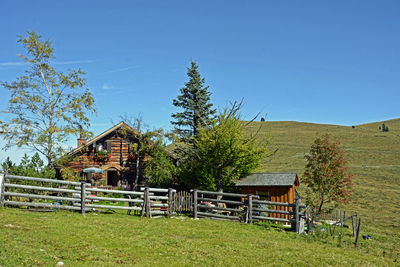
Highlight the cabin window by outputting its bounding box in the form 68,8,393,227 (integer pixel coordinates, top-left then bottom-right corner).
96,142,104,152
105,141,111,152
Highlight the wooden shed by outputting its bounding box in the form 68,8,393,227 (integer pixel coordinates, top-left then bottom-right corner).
236,172,300,221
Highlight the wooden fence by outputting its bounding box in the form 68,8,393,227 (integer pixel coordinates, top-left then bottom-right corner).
193,189,306,233
0,173,178,217
193,189,254,222
312,209,362,247
1,173,87,212
139,187,176,217
0,173,307,233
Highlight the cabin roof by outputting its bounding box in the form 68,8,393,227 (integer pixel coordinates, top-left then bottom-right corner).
68,121,176,159
69,121,137,155
235,172,299,187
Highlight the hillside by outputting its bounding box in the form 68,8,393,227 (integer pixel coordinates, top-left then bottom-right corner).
245,118,400,258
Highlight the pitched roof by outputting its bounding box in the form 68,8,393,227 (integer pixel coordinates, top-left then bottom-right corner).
235,172,299,187
68,121,177,159
69,121,138,155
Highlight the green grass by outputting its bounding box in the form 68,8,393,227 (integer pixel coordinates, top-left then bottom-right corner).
0,208,396,266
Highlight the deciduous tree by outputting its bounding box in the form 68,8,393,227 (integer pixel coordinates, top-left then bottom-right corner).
179,102,271,192
303,133,353,214
0,32,96,168
118,115,176,189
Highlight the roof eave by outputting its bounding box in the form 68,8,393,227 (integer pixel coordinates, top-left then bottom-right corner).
68,122,139,155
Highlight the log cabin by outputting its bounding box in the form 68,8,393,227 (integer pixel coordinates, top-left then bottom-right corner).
236,172,300,221
60,122,175,188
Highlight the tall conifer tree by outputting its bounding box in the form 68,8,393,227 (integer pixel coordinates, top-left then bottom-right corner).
171,61,216,145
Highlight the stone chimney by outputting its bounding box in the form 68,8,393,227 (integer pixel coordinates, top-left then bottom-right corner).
77,138,86,148
77,125,86,148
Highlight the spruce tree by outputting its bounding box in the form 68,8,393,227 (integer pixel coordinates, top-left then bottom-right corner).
171,61,216,144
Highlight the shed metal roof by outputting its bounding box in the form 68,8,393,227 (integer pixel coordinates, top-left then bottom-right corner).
235,172,299,187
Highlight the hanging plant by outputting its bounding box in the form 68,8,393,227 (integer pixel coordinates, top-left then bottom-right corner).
94,150,111,162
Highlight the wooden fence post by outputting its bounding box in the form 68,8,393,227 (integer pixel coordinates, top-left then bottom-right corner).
295,199,300,233
0,173,5,207
145,187,150,218
168,188,173,218
356,213,358,227
247,194,253,224
80,182,86,215
355,218,361,248
193,189,198,219
340,210,344,236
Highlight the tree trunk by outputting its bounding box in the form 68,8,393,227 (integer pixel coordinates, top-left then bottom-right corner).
216,168,223,200
317,197,324,214
133,150,140,190
47,154,54,169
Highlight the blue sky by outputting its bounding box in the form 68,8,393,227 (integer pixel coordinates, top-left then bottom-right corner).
0,0,399,163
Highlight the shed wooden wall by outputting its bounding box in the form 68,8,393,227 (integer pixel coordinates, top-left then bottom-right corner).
240,185,296,221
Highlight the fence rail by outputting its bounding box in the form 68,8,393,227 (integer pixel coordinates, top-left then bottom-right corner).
0,173,307,233
193,189,306,233
193,189,249,222
4,200,81,211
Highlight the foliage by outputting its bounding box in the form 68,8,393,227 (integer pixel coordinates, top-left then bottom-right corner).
303,133,353,214
171,61,216,145
139,129,176,188
53,153,79,181
1,153,55,178
145,148,176,188
178,102,271,191
0,32,96,168
118,115,176,188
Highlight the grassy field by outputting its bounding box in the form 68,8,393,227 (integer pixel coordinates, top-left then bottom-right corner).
1,118,399,266
0,208,397,266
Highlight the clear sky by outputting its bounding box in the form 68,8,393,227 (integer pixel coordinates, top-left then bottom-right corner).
0,0,399,163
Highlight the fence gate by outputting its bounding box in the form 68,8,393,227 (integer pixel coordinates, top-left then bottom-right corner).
173,191,193,213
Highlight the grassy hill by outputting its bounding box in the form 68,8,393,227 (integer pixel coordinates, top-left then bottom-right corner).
245,118,400,260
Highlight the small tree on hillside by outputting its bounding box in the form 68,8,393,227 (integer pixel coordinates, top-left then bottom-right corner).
303,133,353,214
171,61,216,146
